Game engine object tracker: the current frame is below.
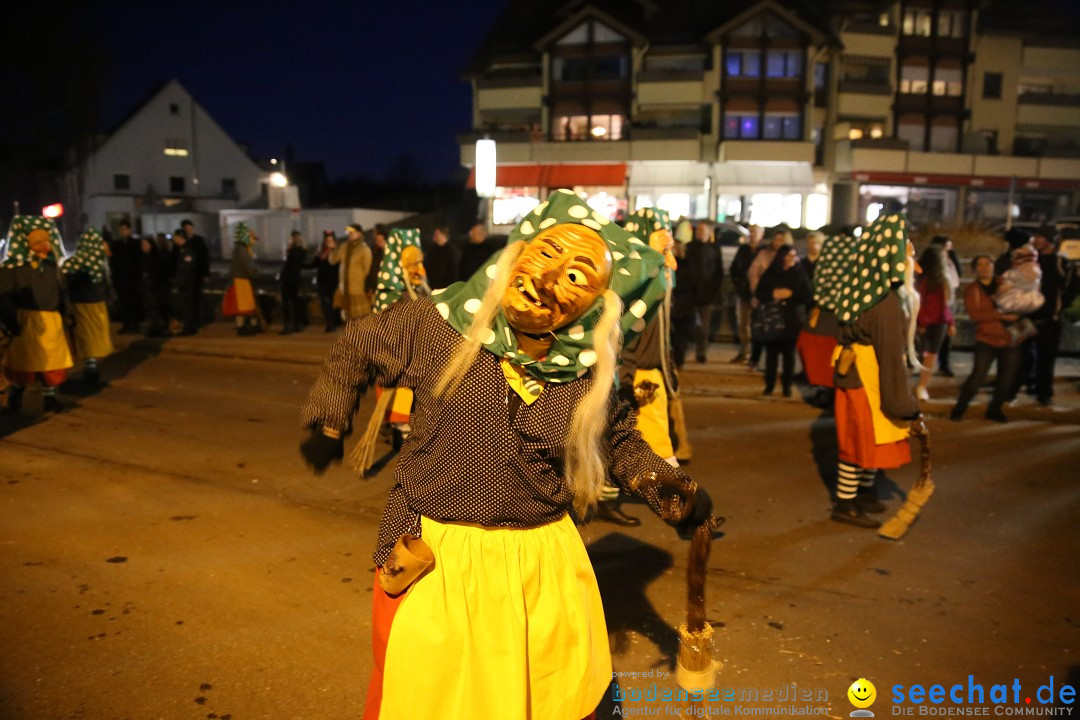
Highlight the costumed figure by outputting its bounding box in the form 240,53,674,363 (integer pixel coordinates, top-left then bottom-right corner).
801,233,852,394
61,227,115,384
351,228,430,472
593,207,688,527
222,223,261,335
822,214,921,528
0,216,73,413
330,223,374,322
299,190,714,720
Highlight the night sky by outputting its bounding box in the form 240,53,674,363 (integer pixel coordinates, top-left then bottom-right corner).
95,0,505,182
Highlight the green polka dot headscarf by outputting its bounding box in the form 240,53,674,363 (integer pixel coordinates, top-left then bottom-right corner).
431,189,667,384
234,222,255,250
623,207,672,243
62,227,108,283
818,213,908,324
373,227,422,313
1,216,65,270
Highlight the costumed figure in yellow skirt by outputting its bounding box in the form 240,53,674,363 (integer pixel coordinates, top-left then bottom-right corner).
61,227,114,385
351,227,430,472
299,191,716,720
222,222,261,335
0,216,74,414
818,214,922,528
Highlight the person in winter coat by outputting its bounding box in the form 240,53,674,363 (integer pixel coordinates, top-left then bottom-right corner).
754,245,811,396
424,226,460,290
728,229,761,363
950,255,1024,422
279,231,309,335
684,220,724,363
315,231,342,332
171,228,201,336
914,245,955,401
330,223,373,321
138,236,169,336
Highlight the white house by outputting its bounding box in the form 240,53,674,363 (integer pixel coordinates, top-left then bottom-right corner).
59,79,265,251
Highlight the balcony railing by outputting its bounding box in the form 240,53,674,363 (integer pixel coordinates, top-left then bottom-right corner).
1018,93,1080,107
838,79,893,95
629,127,702,140
637,68,703,83
476,73,542,90
457,130,532,144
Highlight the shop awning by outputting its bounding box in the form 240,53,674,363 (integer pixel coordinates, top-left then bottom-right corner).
628,163,709,193
466,163,627,189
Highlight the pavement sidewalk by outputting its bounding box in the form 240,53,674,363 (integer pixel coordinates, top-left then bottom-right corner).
113,323,1080,424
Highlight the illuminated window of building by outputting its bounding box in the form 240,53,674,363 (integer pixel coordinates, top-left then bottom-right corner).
902,9,932,36
763,113,802,139
900,64,929,94
164,138,189,157
726,50,761,77
765,50,802,79
724,114,760,139
933,67,963,96
549,20,630,141
551,113,624,141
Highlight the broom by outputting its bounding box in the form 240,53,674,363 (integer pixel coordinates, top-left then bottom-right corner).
628,474,721,695
349,387,394,476
879,416,933,540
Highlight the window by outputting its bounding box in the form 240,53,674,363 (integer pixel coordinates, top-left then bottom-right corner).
169,176,186,193
983,72,1003,99
929,121,958,152
164,138,189,157
900,64,929,94
113,174,130,191
169,103,180,115
932,67,963,97
814,62,828,90
726,50,761,77
551,114,624,141
937,11,966,38
763,113,802,139
765,50,802,79
897,116,926,150
846,120,885,139
222,178,237,196
902,9,932,36
724,114,760,139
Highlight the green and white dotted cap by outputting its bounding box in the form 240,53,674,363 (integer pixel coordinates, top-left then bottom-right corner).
61,227,108,282
835,213,908,324
430,189,668,384
623,207,672,243
373,227,422,313
234,222,254,248
0,216,65,270
813,232,857,315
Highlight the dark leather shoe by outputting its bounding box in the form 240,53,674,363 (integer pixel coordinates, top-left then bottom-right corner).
855,491,886,514
831,499,881,528
42,396,64,413
594,502,641,527
985,409,1008,423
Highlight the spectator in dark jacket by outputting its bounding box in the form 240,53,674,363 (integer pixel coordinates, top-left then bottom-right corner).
109,219,142,333
138,237,168,336
458,223,502,281
754,245,811,396
1014,228,1080,405
315,231,342,332
279,231,309,334
171,229,200,335
180,219,210,326
670,240,696,368
425,226,461,290
684,221,724,363
729,228,761,363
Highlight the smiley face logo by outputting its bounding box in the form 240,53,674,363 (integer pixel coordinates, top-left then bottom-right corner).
848,678,877,709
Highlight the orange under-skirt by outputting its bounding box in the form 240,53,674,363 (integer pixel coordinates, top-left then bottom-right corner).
834,386,911,469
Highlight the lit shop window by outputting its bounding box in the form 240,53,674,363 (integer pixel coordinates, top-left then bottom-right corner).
492,188,541,226
805,194,828,230
551,114,624,141
585,192,620,220
748,193,802,229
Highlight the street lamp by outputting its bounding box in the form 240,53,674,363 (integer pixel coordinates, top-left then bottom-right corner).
475,138,496,199
269,171,288,188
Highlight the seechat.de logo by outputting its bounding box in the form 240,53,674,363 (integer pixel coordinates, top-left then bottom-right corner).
849,679,879,718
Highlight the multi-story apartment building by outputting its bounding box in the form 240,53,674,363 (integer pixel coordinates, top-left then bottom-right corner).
460,0,1080,231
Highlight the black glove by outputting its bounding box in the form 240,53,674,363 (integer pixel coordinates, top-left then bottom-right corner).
300,430,344,475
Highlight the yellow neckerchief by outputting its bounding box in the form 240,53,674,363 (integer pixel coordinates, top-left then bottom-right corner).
500,358,546,404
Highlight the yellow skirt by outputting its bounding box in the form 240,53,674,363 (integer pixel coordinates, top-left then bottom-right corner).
73,302,114,359
634,368,674,459
380,514,611,719
4,310,73,373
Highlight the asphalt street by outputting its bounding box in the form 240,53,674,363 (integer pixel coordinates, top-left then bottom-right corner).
1,338,1077,720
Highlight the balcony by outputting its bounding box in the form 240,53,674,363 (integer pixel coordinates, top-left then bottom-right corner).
719,140,815,164
894,93,966,115
838,80,892,95
475,71,542,90
637,68,702,83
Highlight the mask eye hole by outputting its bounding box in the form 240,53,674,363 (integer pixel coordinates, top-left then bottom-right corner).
566,269,585,285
